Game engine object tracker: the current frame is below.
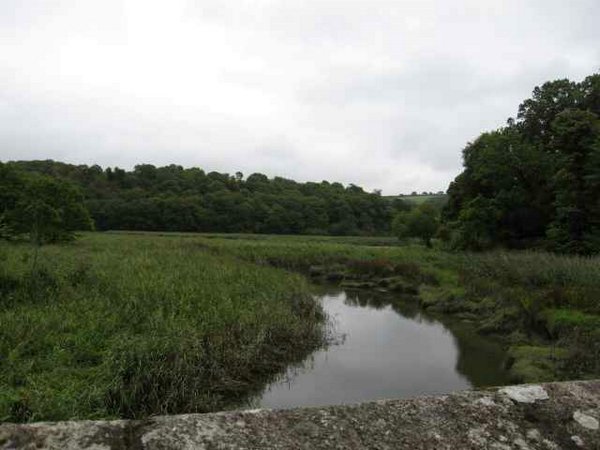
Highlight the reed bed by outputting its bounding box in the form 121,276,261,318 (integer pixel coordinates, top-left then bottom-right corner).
197,233,600,381
0,233,324,422
2,231,598,422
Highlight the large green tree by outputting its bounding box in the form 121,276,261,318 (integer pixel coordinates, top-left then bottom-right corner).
444,72,600,254
0,164,92,244
546,109,600,253
392,203,439,247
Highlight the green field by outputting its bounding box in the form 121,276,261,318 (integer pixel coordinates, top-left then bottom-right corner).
194,233,600,383
1,231,599,422
0,233,324,422
385,194,447,205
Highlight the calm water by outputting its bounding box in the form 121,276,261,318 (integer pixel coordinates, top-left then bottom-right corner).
255,288,509,409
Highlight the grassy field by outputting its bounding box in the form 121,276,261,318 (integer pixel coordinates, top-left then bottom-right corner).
385,194,447,205
1,231,598,422
194,233,600,382
0,233,324,422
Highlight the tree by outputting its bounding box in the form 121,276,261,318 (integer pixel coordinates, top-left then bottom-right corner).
451,195,500,250
7,160,395,237
392,203,439,247
443,71,600,254
546,109,600,254
517,78,580,143
1,166,93,244
444,128,552,249
391,198,411,213
0,163,23,238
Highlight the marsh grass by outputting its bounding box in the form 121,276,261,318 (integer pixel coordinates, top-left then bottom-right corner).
195,233,600,381
0,233,325,422
2,231,598,422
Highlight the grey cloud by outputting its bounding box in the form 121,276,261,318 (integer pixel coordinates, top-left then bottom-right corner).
0,0,598,194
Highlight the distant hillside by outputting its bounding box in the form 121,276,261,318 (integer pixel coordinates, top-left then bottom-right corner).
2,160,399,236
397,194,447,205
384,193,448,205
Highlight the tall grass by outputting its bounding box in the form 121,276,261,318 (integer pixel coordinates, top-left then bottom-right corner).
195,233,599,314
458,251,600,317
2,231,598,422
0,233,324,422
462,251,600,292
195,234,449,271
195,233,600,380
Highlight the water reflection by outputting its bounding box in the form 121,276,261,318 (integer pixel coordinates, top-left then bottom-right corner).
255,288,509,409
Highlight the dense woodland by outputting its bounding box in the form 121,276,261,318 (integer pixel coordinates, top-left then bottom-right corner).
0,160,399,237
444,73,600,254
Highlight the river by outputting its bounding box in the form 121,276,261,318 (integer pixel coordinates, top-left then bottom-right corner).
254,287,510,409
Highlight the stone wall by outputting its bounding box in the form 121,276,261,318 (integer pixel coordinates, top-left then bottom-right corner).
1,380,599,449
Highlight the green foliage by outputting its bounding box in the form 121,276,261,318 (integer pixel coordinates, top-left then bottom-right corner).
546,109,600,254
392,203,439,247
4,161,392,236
457,250,600,380
444,72,600,254
0,163,93,244
451,196,499,250
541,309,600,336
0,234,324,422
507,346,567,383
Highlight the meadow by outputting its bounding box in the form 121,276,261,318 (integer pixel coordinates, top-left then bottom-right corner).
1,231,599,422
0,233,324,422
194,233,600,383
385,194,447,205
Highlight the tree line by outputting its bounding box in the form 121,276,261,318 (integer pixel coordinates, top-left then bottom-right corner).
442,72,600,255
1,160,400,237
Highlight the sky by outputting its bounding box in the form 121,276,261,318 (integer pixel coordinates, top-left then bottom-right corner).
0,1,598,194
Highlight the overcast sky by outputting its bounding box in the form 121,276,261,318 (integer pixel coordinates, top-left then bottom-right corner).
1,1,598,194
